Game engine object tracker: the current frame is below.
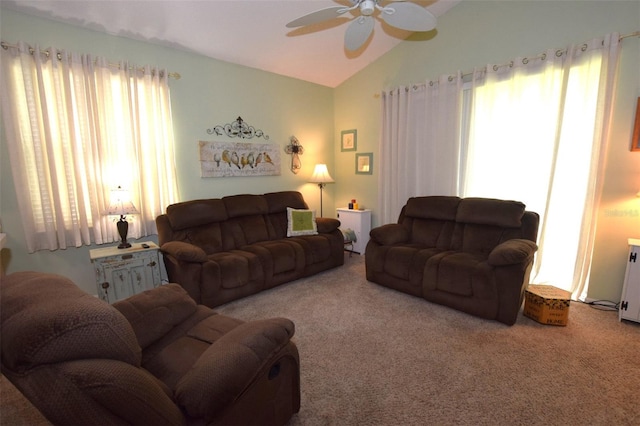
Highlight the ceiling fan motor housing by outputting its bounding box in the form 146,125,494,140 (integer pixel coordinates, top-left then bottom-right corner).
360,0,376,16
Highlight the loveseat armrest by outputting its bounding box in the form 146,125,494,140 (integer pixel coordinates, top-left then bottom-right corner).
175,318,295,420
369,224,410,246
160,241,208,263
316,217,340,233
488,239,538,266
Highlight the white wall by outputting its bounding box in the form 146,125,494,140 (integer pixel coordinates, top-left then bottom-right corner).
333,0,640,301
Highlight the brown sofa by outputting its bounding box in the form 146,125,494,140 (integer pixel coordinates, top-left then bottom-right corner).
156,191,344,308
365,196,539,325
1,271,300,425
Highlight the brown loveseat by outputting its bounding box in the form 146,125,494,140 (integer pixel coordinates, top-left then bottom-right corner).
365,196,539,325
156,191,344,308
1,271,300,425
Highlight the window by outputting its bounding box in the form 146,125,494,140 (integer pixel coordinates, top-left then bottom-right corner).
1,43,179,252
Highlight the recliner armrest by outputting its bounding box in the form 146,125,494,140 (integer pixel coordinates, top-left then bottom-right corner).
369,224,410,245
316,217,340,233
487,239,538,266
160,241,208,263
175,318,295,420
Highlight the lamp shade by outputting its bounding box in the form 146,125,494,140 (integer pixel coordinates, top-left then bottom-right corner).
309,164,335,184
106,187,139,216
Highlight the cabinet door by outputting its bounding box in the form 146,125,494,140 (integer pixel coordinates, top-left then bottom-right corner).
620,245,640,322
97,251,160,303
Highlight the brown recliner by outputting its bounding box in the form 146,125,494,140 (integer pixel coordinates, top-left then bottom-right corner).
0,271,300,425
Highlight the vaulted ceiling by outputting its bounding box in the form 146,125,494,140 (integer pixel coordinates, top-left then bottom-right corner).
2,0,460,88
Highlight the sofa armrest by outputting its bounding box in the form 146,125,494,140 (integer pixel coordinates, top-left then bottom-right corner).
160,241,207,263
316,217,340,233
488,239,538,266
175,318,295,420
369,224,410,246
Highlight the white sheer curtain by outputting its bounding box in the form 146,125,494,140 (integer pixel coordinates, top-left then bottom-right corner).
1,42,179,252
462,34,620,299
379,73,463,224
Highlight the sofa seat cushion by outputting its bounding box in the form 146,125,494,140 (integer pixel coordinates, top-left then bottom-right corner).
241,240,305,275
424,252,493,298
381,246,445,284
288,235,334,265
208,251,265,290
142,314,244,390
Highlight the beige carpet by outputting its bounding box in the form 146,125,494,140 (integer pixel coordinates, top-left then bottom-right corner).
3,254,640,425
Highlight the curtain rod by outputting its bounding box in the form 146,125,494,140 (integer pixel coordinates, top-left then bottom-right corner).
376,30,640,97
0,41,181,80
620,31,640,40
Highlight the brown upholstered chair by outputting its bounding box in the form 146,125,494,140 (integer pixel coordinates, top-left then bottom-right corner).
1,271,300,425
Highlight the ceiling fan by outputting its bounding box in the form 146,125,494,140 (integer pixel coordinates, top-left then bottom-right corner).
286,0,437,52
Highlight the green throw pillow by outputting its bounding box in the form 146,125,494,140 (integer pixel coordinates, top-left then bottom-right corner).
286,207,318,237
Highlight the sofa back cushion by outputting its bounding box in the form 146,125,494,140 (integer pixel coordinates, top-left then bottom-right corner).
451,198,528,255
1,272,141,372
113,284,199,350
166,199,228,230
400,197,461,249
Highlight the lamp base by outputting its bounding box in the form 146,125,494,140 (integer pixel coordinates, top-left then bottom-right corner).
116,216,131,249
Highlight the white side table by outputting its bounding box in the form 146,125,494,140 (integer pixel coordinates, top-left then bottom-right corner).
90,241,161,303
619,238,640,323
336,208,372,255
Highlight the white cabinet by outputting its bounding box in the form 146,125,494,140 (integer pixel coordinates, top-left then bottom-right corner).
336,208,371,255
619,238,640,323
90,241,161,303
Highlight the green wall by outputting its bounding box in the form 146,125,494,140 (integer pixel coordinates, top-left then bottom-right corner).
0,8,335,294
2,1,639,302
334,0,640,302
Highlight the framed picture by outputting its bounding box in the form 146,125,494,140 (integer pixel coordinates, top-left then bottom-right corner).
341,129,357,152
632,97,640,152
355,152,373,175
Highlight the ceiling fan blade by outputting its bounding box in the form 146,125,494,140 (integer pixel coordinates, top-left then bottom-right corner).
344,16,375,51
380,2,437,32
286,6,347,28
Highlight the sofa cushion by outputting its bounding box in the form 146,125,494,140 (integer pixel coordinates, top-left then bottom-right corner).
404,196,461,221
1,272,141,371
209,251,265,289
264,191,308,213
456,198,525,227
113,284,199,349
223,194,269,218
286,207,318,237
166,199,228,231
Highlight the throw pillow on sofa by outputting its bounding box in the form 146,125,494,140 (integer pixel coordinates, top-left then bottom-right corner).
286,207,318,237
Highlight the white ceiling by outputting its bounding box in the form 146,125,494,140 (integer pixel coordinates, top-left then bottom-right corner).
2,0,460,88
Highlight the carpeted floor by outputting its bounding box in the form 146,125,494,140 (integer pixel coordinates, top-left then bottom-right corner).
2,254,640,425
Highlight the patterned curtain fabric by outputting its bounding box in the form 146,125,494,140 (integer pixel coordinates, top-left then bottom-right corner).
1,42,179,252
